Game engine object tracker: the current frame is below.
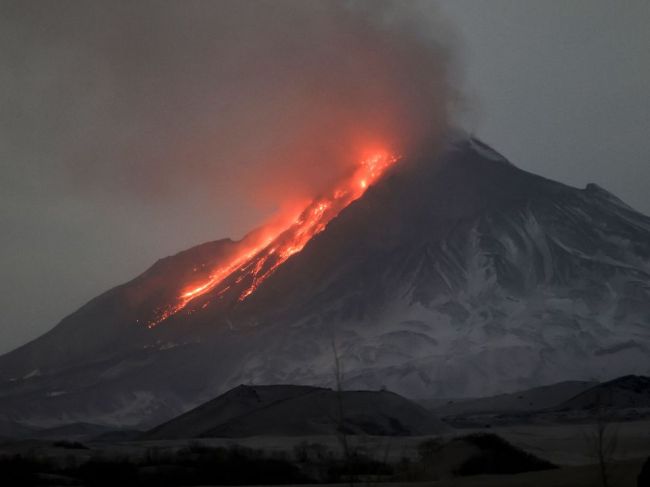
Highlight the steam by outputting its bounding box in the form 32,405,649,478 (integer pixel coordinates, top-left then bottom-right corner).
2,0,456,235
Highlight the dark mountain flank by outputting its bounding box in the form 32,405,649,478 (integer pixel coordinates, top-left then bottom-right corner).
1,136,649,426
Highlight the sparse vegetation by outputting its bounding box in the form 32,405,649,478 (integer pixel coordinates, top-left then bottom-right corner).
0,433,562,486
325,452,393,483
0,445,311,486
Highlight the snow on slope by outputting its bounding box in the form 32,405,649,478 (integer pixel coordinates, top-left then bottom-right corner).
0,135,648,426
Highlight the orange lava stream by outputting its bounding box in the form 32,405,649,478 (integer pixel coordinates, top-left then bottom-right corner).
147,151,398,327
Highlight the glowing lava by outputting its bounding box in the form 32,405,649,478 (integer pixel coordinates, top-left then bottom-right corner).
147,150,398,327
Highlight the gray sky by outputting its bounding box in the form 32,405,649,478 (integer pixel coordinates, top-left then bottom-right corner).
1,0,649,354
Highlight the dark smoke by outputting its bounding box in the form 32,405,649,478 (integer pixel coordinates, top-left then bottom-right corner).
2,0,456,219
0,0,457,352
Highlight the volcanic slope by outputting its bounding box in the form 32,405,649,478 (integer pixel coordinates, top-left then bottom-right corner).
1,135,649,426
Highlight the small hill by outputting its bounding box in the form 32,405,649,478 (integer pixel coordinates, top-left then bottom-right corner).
143,385,449,439
143,385,323,440
555,375,650,411
429,380,598,416
417,433,556,478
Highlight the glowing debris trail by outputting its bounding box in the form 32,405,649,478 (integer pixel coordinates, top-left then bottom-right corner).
147,151,398,327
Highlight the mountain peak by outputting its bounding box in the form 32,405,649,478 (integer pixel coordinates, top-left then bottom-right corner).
1,136,649,427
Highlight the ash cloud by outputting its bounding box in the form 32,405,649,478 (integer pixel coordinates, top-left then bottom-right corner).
0,0,457,352
2,0,456,219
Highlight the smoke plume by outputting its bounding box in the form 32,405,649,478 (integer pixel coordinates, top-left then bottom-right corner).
3,0,456,231
0,0,457,351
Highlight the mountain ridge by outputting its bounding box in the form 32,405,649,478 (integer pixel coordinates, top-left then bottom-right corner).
1,135,648,427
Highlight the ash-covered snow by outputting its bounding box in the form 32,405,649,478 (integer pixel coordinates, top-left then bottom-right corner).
0,136,648,426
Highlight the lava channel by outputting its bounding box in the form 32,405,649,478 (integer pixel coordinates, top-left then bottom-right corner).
147,150,398,327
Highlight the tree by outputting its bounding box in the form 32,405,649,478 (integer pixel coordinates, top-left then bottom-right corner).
584,391,619,487
331,333,351,461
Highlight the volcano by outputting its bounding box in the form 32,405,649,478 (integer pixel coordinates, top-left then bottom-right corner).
1,135,649,427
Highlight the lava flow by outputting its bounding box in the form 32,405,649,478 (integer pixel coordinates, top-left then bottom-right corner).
147,150,399,327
